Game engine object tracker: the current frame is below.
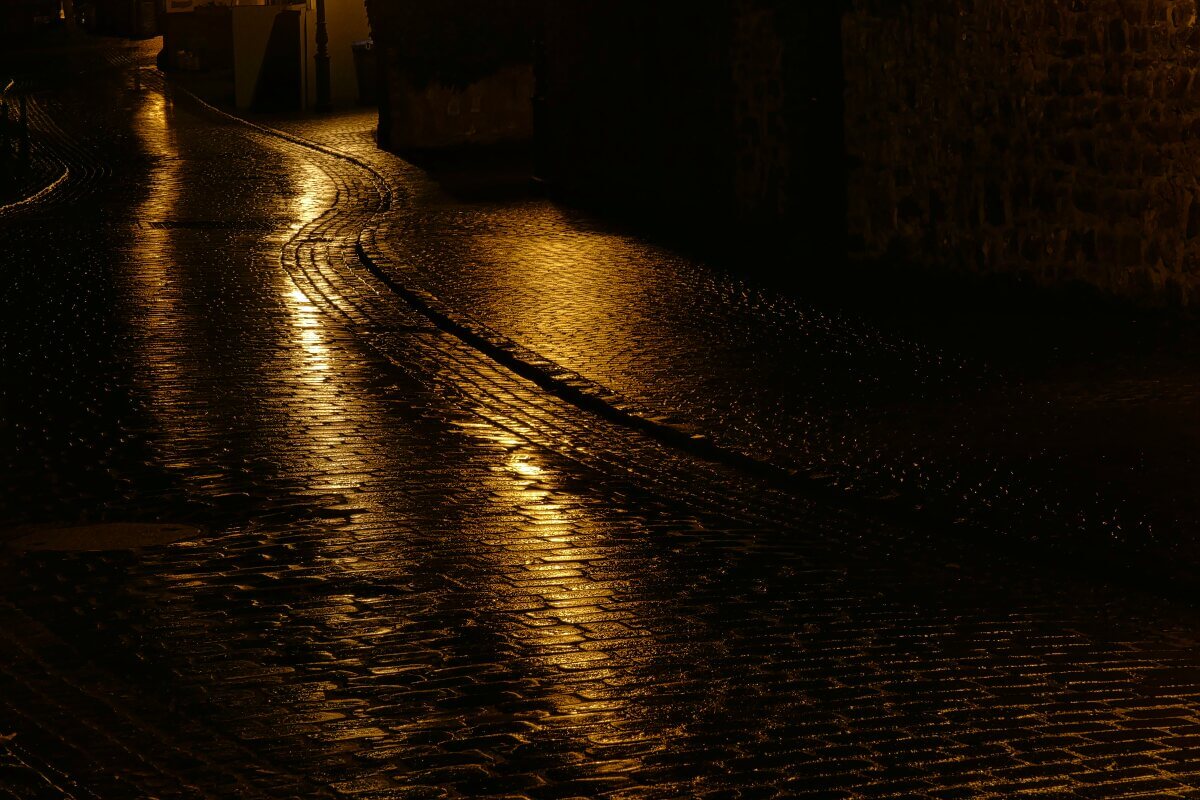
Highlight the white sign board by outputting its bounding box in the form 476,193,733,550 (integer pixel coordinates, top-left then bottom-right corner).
166,0,195,13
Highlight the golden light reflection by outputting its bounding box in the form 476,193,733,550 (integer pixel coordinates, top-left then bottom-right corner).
286,286,332,372
450,416,661,766
287,158,335,229
124,74,378,515
125,75,208,469
506,453,544,479
273,269,380,503
266,137,390,512
464,214,661,395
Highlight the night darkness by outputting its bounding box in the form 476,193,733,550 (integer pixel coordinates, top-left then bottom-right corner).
2,2,1200,798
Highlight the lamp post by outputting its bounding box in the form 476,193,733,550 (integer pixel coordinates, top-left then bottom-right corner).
314,0,332,112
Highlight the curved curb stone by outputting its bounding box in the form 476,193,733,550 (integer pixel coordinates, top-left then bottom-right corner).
0,165,69,217
168,77,1200,599
0,97,70,218
164,75,394,211
165,75,772,478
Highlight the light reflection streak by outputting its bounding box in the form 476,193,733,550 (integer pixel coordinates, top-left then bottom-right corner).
128,84,655,766
125,77,214,470
458,419,660,765
463,216,658,388
287,157,333,226
268,147,382,509
286,286,332,372
271,245,379,505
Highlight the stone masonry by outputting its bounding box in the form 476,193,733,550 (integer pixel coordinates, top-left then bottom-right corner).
365,0,536,151
844,0,1200,303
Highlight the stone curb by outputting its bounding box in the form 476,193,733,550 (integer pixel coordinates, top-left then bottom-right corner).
0,164,68,217
164,74,774,477
0,97,69,217
167,76,1200,600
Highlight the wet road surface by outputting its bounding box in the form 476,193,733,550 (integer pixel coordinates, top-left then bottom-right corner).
259,111,1200,580
7,38,1200,799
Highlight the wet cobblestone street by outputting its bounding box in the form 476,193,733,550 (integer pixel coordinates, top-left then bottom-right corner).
9,39,1200,799
257,110,1200,581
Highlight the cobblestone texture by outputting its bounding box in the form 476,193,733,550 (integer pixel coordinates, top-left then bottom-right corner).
260,108,1200,589
0,94,67,215
7,36,1200,800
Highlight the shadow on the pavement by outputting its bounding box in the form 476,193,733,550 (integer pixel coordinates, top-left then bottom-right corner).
401,142,541,203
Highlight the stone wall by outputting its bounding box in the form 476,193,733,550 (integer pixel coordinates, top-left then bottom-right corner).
732,0,788,221
160,5,233,74
378,59,534,150
92,0,157,38
844,0,1200,303
365,0,537,151
536,1,845,255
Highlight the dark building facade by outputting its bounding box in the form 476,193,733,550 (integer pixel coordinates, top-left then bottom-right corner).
158,5,232,76
365,0,538,150
537,2,733,222
364,1,844,255
368,1,1199,303
536,1,848,258
844,0,1200,304
1,0,64,38
90,0,158,38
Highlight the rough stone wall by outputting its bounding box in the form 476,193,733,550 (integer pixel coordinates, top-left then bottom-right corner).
381,59,534,150
365,0,536,150
732,0,788,220
728,2,846,257
844,0,1200,303
160,6,233,73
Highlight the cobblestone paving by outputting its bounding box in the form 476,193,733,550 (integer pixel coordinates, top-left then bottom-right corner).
0,95,66,215
9,38,1200,799
257,111,1200,580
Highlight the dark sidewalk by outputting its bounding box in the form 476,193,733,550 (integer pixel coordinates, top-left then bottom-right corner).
5,37,1200,799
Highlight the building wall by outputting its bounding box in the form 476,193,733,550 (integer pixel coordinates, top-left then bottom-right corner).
844,1,1200,303
366,0,537,151
161,5,233,73
165,0,367,110
737,2,846,253
731,0,787,221
537,1,845,254
378,60,533,149
364,1,1200,303
232,5,299,109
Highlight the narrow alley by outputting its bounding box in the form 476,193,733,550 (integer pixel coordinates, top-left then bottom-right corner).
5,38,1200,800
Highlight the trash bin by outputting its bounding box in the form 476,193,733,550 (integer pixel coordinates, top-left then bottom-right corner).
351,39,376,106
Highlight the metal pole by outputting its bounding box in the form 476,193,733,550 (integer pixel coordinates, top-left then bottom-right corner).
62,0,77,33
314,0,332,112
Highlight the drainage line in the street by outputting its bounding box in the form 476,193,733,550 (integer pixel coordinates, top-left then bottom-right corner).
170,71,1191,603
353,238,1196,602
